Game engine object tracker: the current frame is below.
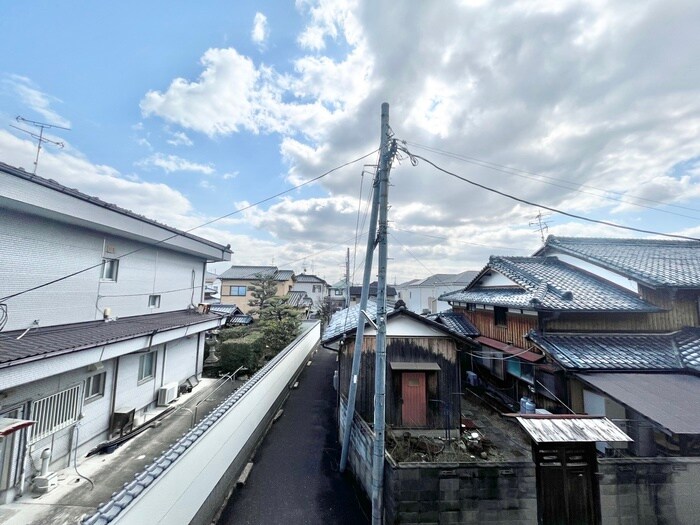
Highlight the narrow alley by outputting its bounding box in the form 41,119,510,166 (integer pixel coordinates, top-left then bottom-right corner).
218,346,370,525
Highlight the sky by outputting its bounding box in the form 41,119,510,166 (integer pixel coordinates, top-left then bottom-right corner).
1,0,699,285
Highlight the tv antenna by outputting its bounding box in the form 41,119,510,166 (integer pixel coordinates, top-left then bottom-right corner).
529,209,551,245
10,116,70,175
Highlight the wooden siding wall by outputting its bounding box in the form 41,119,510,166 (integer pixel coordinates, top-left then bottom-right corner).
548,288,699,332
457,308,537,348
338,336,460,429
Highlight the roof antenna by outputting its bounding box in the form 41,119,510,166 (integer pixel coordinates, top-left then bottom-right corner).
529,210,550,246
10,116,70,175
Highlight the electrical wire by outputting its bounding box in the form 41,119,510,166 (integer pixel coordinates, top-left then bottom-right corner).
398,146,700,242
0,149,379,305
391,226,531,253
404,140,700,217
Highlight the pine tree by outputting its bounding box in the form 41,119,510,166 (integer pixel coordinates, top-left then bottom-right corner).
247,272,279,317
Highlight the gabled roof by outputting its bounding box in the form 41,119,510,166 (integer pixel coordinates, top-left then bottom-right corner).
295,274,327,284
349,281,397,297
220,265,294,281
426,311,479,337
209,304,244,316
286,290,313,308
527,328,700,373
405,271,479,288
322,302,475,345
0,310,222,368
440,256,661,313
538,236,700,288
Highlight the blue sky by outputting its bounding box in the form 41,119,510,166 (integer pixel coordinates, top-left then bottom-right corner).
2,1,700,283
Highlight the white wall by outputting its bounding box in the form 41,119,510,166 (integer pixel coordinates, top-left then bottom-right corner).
292,281,327,310
0,208,205,331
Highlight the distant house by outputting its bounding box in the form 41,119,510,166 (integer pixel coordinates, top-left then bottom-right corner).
209,304,253,327
323,302,479,430
219,266,295,314
348,281,397,305
292,274,329,312
441,236,700,457
328,278,349,310
0,161,231,503
204,271,222,303
396,270,477,314
285,290,314,318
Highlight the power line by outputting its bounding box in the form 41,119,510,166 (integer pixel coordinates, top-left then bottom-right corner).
0,149,379,303
398,146,700,242
391,226,531,252
403,141,700,220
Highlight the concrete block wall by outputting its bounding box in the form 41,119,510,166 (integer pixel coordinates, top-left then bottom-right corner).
383,461,538,525
599,457,700,525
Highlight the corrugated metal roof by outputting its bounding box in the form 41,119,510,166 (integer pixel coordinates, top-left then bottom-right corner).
515,415,632,443
440,256,661,313
476,336,544,363
576,373,700,434
540,236,700,288
389,362,441,371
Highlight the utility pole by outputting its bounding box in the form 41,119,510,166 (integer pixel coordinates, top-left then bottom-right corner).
345,247,351,309
371,102,393,525
10,116,70,175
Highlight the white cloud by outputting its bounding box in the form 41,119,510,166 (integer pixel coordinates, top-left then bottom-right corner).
4,75,71,128
251,12,269,48
166,130,193,147
137,153,214,174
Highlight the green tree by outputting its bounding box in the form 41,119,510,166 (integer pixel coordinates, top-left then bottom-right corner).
247,272,279,317
318,296,334,328
259,297,302,356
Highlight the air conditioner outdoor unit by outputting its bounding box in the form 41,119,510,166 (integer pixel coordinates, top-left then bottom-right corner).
157,382,179,406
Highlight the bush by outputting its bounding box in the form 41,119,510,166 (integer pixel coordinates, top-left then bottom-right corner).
218,326,250,341
219,332,264,373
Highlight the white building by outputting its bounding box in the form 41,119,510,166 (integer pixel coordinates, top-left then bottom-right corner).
292,274,328,312
0,162,231,503
396,271,478,314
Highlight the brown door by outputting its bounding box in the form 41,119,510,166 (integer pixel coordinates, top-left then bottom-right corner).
401,372,427,427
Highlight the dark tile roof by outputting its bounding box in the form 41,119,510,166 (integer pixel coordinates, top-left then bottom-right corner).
440,256,661,313
0,310,222,367
349,281,397,297
286,291,313,308
229,314,253,325
426,311,479,337
540,236,700,288
219,266,294,282
528,328,700,373
0,162,230,254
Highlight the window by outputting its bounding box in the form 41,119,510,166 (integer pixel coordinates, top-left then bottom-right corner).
101,259,119,281
138,351,156,382
85,372,106,401
30,385,82,443
312,285,322,293
477,349,505,380
506,360,534,384
229,286,246,296
334,289,343,296
494,306,508,327
148,294,161,308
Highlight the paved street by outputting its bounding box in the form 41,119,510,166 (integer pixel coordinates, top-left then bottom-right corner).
219,347,370,525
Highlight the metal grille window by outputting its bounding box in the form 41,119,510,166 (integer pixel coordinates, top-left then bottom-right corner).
30,385,82,443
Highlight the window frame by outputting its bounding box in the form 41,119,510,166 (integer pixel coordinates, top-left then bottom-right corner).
229,286,247,296
101,258,119,281
138,351,156,383
148,294,161,308
312,284,322,293
84,372,106,402
494,306,508,327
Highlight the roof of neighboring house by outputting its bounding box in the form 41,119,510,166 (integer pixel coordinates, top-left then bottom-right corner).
515,415,632,443
209,304,244,316
576,373,700,434
527,327,700,372
295,274,327,284
349,281,397,297
0,162,232,258
426,311,479,337
286,291,313,308
205,271,220,282
0,310,223,368
538,236,700,288
401,271,479,288
229,314,254,325
440,256,661,313
322,302,475,345
220,265,294,281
